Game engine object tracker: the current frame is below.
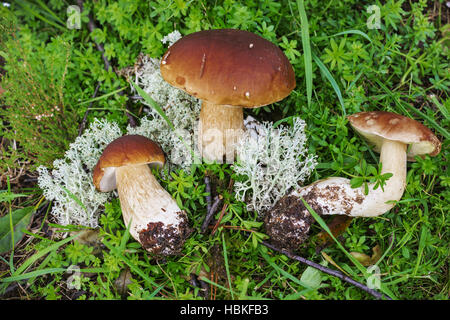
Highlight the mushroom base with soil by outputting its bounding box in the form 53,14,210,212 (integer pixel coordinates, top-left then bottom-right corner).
116,164,191,256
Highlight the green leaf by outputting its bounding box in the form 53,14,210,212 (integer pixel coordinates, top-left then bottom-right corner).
350,177,364,188
252,233,258,249
300,266,322,289
242,220,263,229
0,207,35,254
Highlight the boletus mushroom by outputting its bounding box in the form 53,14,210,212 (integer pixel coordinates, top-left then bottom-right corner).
264,111,441,250
93,135,191,255
160,29,296,163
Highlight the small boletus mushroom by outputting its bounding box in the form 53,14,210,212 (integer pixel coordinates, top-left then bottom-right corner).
160,29,296,162
93,134,191,255
264,111,441,250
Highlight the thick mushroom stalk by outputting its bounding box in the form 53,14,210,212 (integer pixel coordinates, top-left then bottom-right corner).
198,101,244,162
115,164,190,255
264,111,441,250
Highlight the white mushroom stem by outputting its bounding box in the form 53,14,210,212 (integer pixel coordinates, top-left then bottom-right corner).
292,139,407,217
115,164,185,251
198,100,244,163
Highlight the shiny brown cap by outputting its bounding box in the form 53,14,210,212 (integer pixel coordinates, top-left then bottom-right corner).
348,111,441,160
93,135,165,192
160,29,296,108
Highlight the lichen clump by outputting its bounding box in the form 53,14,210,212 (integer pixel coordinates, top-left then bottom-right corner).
37,119,123,227
233,116,317,216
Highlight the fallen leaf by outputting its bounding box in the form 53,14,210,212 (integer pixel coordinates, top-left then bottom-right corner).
70,229,102,246
114,268,133,296
316,215,353,247
350,244,382,266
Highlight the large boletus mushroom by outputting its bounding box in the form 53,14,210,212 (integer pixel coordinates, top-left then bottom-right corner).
160,29,296,163
93,135,191,255
265,111,441,250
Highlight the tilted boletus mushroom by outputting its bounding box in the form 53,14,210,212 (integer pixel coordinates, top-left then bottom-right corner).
264,111,441,250
160,29,296,163
93,135,191,255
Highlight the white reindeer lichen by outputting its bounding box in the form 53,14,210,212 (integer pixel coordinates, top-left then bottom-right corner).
160,30,182,46
37,119,123,227
233,116,317,216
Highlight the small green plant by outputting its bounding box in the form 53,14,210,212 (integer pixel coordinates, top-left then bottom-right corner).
0,13,78,173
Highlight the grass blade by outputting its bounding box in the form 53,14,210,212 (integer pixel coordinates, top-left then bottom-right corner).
413,225,428,276
0,267,67,283
3,232,81,280
74,86,127,106
428,94,450,120
34,0,65,25
130,80,175,130
221,233,235,299
15,0,66,31
297,0,313,107
312,52,346,115
61,186,87,213
332,30,372,43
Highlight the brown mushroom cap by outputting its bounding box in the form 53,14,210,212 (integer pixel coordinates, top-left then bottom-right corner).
93,135,165,192
348,111,441,160
160,29,296,108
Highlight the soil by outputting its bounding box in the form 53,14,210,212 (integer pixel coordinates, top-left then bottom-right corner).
264,195,313,251
138,211,192,256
